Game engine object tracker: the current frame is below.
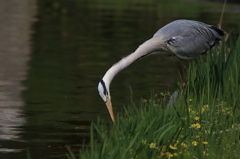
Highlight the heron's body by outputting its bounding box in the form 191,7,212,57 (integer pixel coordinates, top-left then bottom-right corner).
153,20,223,59
98,19,224,122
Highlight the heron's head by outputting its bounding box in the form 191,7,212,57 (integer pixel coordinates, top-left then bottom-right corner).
98,79,115,122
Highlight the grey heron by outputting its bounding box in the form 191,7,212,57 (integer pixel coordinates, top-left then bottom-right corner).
98,19,224,122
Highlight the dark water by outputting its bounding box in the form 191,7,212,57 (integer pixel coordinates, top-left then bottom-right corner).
0,0,240,158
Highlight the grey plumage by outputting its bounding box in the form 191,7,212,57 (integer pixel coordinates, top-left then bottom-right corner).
153,20,224,59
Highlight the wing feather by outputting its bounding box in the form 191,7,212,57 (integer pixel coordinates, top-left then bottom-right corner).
153,20,224,59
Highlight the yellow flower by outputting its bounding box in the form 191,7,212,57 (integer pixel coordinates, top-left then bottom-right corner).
165,152,173,159
162,145,166,152
192,141,198,146
204,130,210,134
194,117,200,120
159,152,165,157
189,108,196,114
202,141,208,145
191,123,201,128
196,123,201,128
181,143,188,148
232,125,235,129
188,108,192,112
149,143,156,148
222,108,226,112
169,144,177,150
142,139,146,144
189,99,192,102
173,153,178,156
202,104,208,112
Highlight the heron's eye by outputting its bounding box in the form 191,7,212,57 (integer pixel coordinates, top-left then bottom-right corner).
167,37,176,44
99,79,107,95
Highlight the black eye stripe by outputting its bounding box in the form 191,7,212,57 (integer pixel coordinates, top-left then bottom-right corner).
100,79,107,95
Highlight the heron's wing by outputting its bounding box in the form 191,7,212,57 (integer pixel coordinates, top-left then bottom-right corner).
166,35,218,59
153,20,224,60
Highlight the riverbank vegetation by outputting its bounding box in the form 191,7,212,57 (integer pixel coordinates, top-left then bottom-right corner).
66,32,240,159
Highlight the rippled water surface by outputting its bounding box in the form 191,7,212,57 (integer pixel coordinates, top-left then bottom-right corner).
0,0,239,158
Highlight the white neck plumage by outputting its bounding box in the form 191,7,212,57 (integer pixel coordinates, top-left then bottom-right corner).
102,37,165,91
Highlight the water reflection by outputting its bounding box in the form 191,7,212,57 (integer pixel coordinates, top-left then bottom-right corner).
0,0,36,157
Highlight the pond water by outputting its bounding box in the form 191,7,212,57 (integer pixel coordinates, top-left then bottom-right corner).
0,0,239,158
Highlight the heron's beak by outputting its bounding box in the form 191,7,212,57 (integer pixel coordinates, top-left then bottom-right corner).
106,97,115,122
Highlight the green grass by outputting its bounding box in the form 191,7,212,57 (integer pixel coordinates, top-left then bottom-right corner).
67,35,240,159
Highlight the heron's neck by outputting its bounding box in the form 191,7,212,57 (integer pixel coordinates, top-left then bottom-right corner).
102,37,162,88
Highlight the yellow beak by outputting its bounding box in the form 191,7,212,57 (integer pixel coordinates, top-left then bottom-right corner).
106,97,115,122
